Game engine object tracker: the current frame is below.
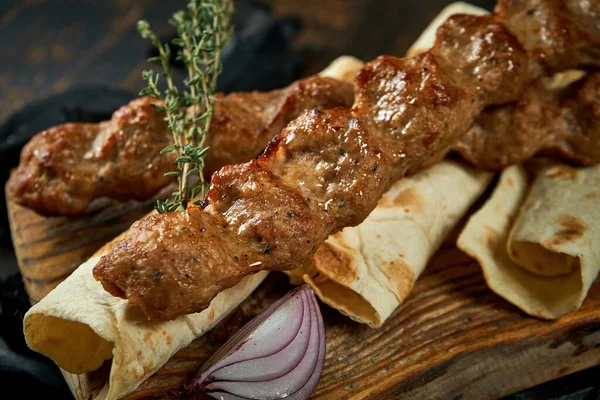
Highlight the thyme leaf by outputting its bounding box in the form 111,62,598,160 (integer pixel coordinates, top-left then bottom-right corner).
138,0,233,212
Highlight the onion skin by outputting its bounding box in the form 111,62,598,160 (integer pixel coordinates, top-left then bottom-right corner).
183,285,326,400
212,290,311,381
285,292,326,400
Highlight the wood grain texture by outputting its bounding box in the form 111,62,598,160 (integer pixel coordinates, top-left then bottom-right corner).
5,184,173,303
6,194,600,399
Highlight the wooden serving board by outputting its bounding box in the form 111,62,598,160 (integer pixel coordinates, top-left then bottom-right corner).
7,193,600,399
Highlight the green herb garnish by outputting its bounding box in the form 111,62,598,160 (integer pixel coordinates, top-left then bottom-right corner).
137,0,233,213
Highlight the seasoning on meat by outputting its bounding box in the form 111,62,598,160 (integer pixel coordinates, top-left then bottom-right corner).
7,77,354,216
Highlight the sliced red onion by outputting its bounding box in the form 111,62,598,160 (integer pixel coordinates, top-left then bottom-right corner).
207,392,247,400
184,285,326,400
199,289,297,373
192,289,304,385
284,292,326,400
211,290,311,381
208,291,318,397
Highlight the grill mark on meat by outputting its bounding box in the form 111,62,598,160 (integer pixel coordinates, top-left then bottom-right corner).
89,0,599,320
7,77,354,216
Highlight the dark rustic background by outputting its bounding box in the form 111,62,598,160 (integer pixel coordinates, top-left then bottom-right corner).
1,0,598,399
0,0,501,123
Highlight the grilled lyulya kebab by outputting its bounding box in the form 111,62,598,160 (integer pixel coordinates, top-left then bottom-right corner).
9,3,598,216
10,70,598,214
92,0,600,321
454,71,600,170
8,77,353,216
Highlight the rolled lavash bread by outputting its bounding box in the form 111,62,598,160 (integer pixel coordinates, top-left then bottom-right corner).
22,55,364,400
25,244,268,400
286,2,493,328
22,220,268,400
457,164,600,319
288,161,492,327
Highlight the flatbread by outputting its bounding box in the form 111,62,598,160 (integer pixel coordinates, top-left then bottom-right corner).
22,4,501,399
22,55,363,400
24,240,267,399
287,2,494,327
289,161,492,327
457,164,600,319
319,55,365,82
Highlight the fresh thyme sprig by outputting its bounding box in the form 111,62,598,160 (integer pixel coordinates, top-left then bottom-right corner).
137,0,234,213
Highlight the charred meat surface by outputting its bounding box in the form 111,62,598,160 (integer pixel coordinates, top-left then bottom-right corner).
7,77,354,216
12,0,600,218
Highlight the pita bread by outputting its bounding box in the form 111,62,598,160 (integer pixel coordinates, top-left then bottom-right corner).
289,161,492,327
22,56,363,400
457,164,600,319
287,2,494,327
